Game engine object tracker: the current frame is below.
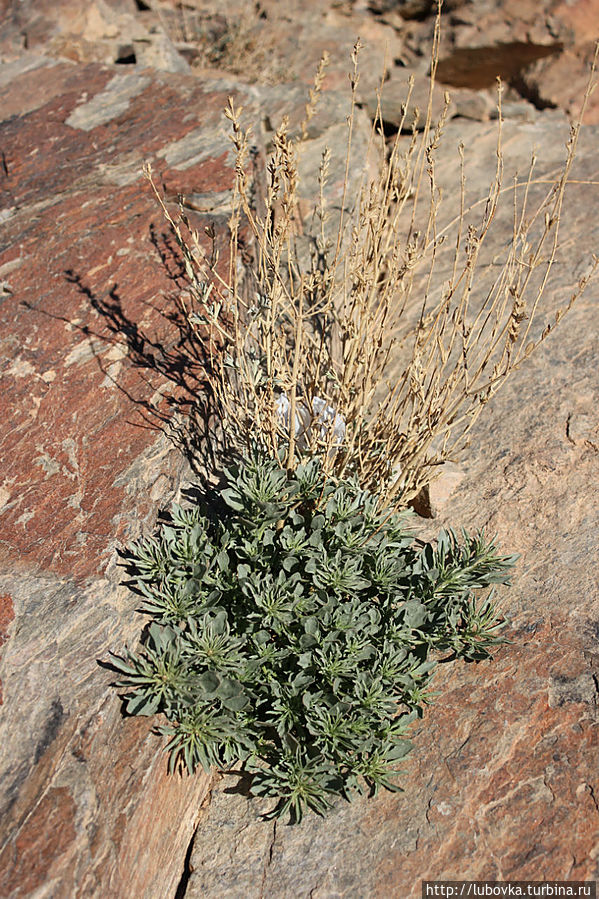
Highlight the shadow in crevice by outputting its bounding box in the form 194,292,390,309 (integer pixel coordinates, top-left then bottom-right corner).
436,41,564,93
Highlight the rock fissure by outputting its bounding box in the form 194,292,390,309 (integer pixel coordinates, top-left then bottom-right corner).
308,872,328,899
259,819,278,899
587,784,599,817
174,817,200,899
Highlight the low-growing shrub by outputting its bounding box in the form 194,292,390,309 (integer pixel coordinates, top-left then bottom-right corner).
111,452,515,821
110,8,597,823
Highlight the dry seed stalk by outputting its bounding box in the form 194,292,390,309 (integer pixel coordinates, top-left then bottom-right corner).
149,16,599,507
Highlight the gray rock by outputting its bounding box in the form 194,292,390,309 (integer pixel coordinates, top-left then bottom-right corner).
185,114,599,896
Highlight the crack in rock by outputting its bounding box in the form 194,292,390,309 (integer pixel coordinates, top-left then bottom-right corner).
259,820,277,899
174,819,200,899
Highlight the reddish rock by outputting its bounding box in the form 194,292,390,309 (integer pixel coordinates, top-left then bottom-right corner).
0,788,77,897
0,594,14,647
0,57,256,897
0,59,232,578
0,593,14,704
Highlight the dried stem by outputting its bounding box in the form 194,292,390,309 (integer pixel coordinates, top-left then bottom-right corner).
148,22,599,507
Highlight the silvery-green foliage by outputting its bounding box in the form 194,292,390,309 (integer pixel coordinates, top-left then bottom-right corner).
110,452,516,822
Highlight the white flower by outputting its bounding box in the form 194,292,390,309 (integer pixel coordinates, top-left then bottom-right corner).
276,394,346,449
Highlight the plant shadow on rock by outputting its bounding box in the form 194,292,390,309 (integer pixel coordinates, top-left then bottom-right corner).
60,221,229,479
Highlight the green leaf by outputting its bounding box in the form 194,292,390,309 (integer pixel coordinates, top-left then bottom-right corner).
221,693,250,712
197,671,220,696
216,549,230,572
221,488,244,510
125,693,161,716
304,617,320,637
217,676,243,700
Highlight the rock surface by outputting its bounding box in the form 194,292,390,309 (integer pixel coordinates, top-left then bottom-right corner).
0,56,247,898
403,0,599,123
0,0,190,72
0,47,378,899
184,116,599,896
1,1,599,897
